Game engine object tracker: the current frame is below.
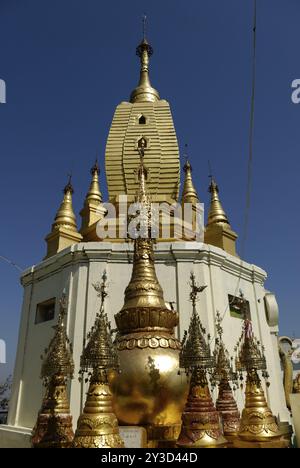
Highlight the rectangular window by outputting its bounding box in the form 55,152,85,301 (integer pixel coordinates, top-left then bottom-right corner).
228,294,250,320
35,298,56,324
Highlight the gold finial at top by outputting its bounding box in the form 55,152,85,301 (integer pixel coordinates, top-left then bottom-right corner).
130,15,160,103
52,176,78,232
85,159,103,205
40,292,74,383
207,177,230,227
182,147,199,204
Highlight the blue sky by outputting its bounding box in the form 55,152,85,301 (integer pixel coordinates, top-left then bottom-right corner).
0,0,299,380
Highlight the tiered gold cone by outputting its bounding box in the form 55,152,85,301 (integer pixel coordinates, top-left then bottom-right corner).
177,368,227,448
234,369,289,447
73,369,124,448
216,379,240,442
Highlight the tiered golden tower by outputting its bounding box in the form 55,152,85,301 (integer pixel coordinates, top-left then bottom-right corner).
73,272,124,448
31,293,74,448
112,143,188,447
177,274,227,448
234,318,290,448
212,312,240,444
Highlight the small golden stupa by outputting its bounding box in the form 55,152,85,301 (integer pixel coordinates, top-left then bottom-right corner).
112,142,188,447
73,272,124,448
212,312,240,444
31,293,74,448
176,274,227,448
234,317,290,448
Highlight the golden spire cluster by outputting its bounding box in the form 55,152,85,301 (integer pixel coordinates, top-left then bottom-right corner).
31,293,74,448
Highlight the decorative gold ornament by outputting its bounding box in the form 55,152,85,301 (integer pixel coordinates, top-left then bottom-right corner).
112,146,188,446
73,272,124,448
31,293,74,448
177,274,227,448
212,312,240,441
234,318,290,448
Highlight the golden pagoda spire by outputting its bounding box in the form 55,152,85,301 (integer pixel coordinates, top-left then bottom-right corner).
52,176,78,231
85,160,102,205
31,292,74,448
177,273,227,448
45,176,82,258
204,176,238,256
182,158,199,205
233,318,290,448
73,272,124,448
130,15,160,103
112,145,187,447
80,160,106,239
207,177,230,226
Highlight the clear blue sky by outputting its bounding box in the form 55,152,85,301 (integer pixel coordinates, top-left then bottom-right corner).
0,0,299,380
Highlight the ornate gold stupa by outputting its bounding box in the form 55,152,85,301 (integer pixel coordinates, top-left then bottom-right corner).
234,317,290,448
112,143,188,447
73,272,124,448
212,312,240,443
31,293,74,448
177,274,227,448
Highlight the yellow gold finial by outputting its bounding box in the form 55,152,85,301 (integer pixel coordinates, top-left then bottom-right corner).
207,177,230,226
80,159,106,236
52,176,78,232
130,16,160,103
182,151,199,204
86,159,102,205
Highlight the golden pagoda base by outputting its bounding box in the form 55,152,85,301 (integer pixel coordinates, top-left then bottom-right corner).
177,370,227,449
146,424,182,448
73,372,124,448
233,370,291,449
31,375,74,448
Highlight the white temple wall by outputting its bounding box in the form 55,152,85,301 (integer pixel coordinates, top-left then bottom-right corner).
2,241,290,435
